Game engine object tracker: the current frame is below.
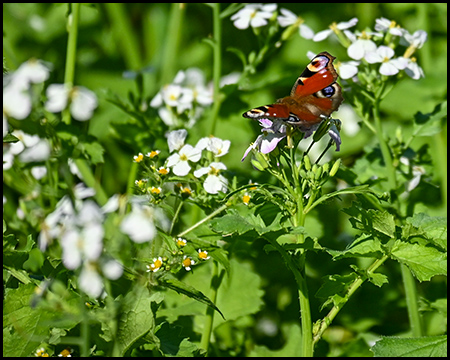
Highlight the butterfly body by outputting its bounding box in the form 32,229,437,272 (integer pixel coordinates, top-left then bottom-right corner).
243,52,343,131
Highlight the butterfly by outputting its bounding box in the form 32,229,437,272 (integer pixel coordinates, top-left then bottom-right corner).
243,51,343,132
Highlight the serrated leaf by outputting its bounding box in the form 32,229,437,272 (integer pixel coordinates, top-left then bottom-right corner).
368,272,389,287
116,286,160,356
413,101,447,137
328,233,384,260
159,278,224,320
391,240,447,281
404,213,447,250
371,335,447,357
316,273,359,309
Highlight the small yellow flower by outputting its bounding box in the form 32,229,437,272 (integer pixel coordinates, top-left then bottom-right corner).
158,167,170,175
176,237,187,247
150,186,162,195
35,347,49,357
182,256,195,271
147,257,163,272
58,348,72,357
146,150,160,159
242,193,251,205
198,249,210,260
133,153,144,163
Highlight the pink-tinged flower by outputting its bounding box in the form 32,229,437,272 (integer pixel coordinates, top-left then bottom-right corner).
242,118,287,161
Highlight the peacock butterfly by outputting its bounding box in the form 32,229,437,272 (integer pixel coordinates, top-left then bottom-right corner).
243,52,343,132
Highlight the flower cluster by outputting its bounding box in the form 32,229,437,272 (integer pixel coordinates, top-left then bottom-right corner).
3,58,98,129
133,129,230,196
230,4,314,40
231,6,428,162
38,184,123,298
150,68,213,127
145,237,211,274
311,16,427,80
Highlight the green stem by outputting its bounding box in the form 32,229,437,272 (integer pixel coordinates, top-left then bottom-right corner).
313,255,389,345
169,200,184,235
104,3,142,70
73,158,108,206
200,260,220,352
177,203,229,238
372,100,397,192
209,3,222,136
160,4,185,86
372,98,424,338
62,3,80,124
401,264,423,336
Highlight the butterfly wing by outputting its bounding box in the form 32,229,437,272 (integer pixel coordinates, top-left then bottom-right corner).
243,51,343,129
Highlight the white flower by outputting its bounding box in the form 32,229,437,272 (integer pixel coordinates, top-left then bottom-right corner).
102,259,123,280
338,61,360,80
400,29,427,49
374,17,404,36
313,17,358,42
365,45,408,76
404,58,425,80
167,129,188,152
3,79,32,120
196,136,230,157
14,59,51,85
45,84,98,121
79,262,104,298
277,8,314,39
231,3,277,30
120,205,158,243
166,144,202,176
347,39,377,60
194,162,228,194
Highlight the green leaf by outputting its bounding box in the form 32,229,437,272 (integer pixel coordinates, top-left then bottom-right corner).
315,273,359,309
159,278,224,320
81,141,105,164
413,101,447,137
367,272,389,287
115,285,162,356
371,335,447,357
329,233,385,260
404,213,447,250
391,240,447,281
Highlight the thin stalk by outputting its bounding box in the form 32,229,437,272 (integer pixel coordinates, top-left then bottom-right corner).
372,100,397,192
177,203,229,238
160,4,185,86
209,3,222,136
200,260,220,352
372,98,424,337
401,264,423,336
313,255,389,345
62,3,80,124
104,3,142,70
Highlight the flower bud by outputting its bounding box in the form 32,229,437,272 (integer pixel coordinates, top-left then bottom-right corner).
330,158,341,177
303,154,311,171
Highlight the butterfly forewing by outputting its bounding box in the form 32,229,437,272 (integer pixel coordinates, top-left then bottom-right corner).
243,51,343,129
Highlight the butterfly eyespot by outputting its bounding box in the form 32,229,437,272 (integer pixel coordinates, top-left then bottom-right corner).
321,85,335,98
287,114,299,123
